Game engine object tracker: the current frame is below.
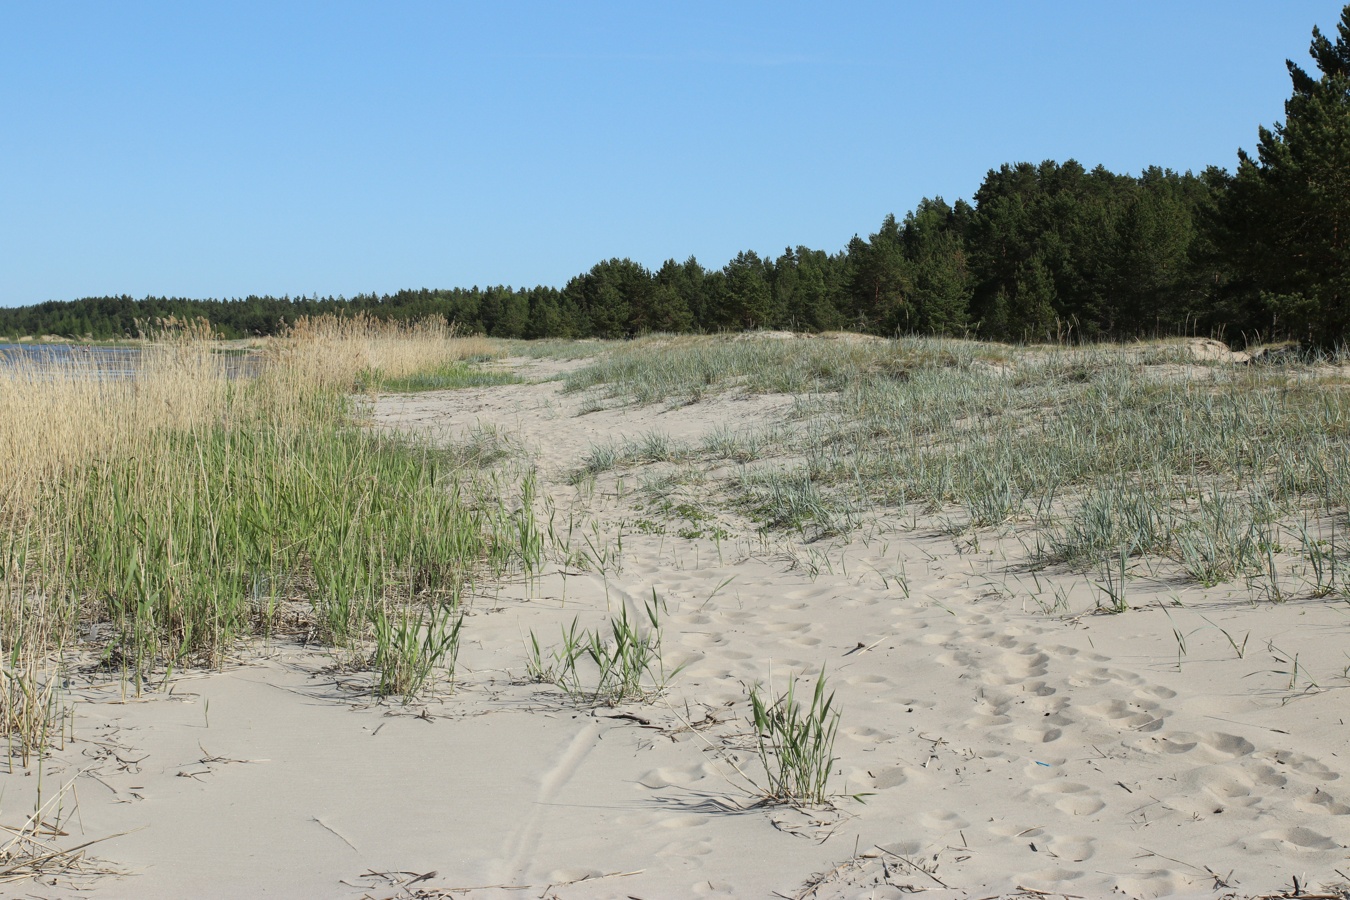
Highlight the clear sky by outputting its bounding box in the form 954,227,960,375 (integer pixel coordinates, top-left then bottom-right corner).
0,2,1341,307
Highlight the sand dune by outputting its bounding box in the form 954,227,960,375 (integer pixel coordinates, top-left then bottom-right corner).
9,353,1350,898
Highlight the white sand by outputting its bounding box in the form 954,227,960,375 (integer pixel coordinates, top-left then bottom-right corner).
9,359,1350,898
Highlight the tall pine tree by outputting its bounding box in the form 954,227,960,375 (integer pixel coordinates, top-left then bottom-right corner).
1223,5,1350,345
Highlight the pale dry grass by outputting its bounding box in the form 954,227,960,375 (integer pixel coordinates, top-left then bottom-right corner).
273,314,500,393
0,321,231,521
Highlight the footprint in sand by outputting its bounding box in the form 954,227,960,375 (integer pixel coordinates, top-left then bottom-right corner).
1029,780,1107,816
1241,761,1288,788
657,815,707,830
1012,724,1063,744
656,837,714,858
1256,748,1341,781
1116,870,1191,898
1140,731,1253,762
841,725,893,744
1045,834,1096,862
869,765,911,789
1019,867,1086,890
1297,788,1350,815
934,649,976,668
1244,826,1341,852
998,649,1051,678
1080,698,1165,731
637,760,723,790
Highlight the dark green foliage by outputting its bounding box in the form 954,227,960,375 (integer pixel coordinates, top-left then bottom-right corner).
1219,5,1350,346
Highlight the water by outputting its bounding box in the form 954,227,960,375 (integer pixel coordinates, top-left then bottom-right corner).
0,343,144,378
0,343,261,379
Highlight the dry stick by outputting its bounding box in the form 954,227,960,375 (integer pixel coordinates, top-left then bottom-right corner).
1135,845,1210,875
871,845,949,889
311,816,359,853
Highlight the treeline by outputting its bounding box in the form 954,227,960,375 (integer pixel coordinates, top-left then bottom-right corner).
0,165,1242,343
5,7,1347,347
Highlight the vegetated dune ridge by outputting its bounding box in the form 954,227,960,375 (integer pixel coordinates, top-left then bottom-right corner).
11,336,1350,899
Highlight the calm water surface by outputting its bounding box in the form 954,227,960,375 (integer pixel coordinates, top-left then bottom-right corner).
0,344,259,379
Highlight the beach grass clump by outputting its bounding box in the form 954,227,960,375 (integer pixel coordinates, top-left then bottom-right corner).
0,315,540,750
749,670,841,807
738,468,853,539
56,414,512,689
527,592,679,705
367,362,521,393
569,431,692,483
371,601,463,701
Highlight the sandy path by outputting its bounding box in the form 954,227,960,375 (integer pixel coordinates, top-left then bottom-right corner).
10,360,1349,898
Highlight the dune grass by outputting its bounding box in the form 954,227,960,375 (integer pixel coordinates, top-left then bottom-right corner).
566,334,1350,596
372,362,521,393
526,592,680,706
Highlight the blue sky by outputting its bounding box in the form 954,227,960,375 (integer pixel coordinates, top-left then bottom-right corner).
0,2,1340,306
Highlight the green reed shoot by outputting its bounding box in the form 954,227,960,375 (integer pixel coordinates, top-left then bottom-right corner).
749,670,841,807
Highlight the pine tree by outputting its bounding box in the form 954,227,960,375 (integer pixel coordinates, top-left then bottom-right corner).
1224,5,1350,345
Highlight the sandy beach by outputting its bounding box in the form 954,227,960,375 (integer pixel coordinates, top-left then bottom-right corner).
8,345,1350,899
